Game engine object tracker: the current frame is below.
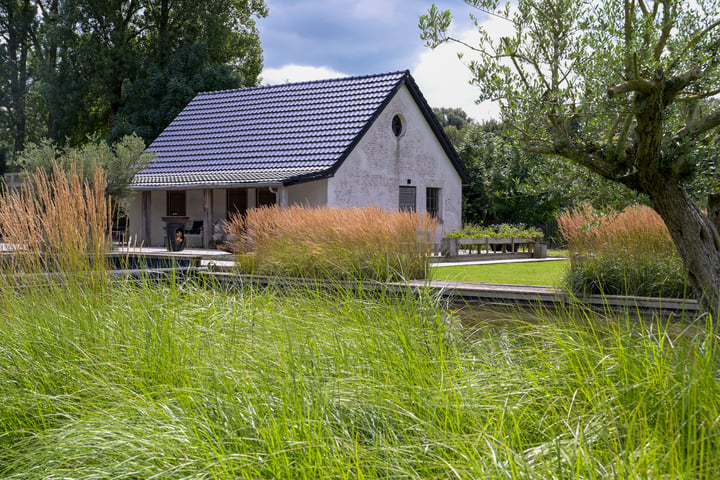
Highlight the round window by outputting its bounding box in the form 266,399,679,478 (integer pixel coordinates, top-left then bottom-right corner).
391,114,406,137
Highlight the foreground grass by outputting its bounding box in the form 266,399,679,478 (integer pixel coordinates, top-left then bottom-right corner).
431,260,569,286
0,277,718,478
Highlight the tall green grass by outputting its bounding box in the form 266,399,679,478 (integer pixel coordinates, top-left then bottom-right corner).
558,205,690,297
1,277,717,478
225,205,437,281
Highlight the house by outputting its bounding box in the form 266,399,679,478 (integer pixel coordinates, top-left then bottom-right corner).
127,70,470,248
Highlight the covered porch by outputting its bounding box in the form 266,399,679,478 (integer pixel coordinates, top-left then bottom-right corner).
128,185,290,249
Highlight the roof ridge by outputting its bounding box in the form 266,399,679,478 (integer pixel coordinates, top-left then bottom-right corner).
195,70,409,97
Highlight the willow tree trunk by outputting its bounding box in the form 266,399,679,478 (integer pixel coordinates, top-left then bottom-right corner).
650,179,720,317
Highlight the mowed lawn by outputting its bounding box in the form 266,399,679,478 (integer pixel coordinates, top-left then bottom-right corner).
430,259,569,286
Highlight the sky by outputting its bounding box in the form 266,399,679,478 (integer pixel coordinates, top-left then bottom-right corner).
257,0,512,123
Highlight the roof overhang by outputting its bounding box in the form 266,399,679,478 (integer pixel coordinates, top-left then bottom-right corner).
130,167,331,190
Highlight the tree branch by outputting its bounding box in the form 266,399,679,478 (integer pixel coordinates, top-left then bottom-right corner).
653,0,674,60
662,65,701,104
615,113,634,165
668,18,720,70
442,35,486,54
624,0,634,76
617,171,642,191
527,137,623,184
28,29,45,64
676,87,720,102
608,78,653,97
677,109,720,140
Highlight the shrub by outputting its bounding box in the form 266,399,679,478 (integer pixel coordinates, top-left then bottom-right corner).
558,205,690,298
225,205,437,281
445,223,543,239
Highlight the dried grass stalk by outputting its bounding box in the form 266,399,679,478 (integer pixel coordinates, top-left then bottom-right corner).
0,163,110,274
558,204,674,256
225,206,437,281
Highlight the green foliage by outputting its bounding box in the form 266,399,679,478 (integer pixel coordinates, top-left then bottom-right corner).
446,223,543,239
459,122,644,229
0,276,718,477
0,0,267,156
112,42,247,143
421,0,720,311
434,107,474,149
15,135,152,211
442,125,466,149
433,106,473,130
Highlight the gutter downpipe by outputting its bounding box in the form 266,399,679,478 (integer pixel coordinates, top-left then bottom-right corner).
268,185,288,208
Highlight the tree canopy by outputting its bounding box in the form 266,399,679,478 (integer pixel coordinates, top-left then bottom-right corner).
16,134,153,212
0,0,267,165
459,121,643,237
421,0,720,315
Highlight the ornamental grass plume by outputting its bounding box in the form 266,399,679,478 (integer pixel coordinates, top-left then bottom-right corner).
226,205,437,281
557,205,689,297
0,163,110,276
558,204,674,256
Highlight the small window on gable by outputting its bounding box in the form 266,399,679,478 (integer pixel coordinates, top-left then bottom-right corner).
392,114,406,137
426,187,440,218
399,186,416,212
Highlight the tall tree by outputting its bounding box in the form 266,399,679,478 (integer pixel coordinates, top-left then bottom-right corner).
421,0,720,316
0,0,267,152
434,107,474,148
0,0,34,157
433,107,473,130
111,0,267,143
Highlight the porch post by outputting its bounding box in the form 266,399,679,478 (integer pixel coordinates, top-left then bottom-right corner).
203,189,213,249
141,191,151,246
277,185,288,208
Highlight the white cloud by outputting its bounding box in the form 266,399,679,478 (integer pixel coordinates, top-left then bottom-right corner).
412,36,498,123
261,64,348,85
259,13,516,124
411,14,516,123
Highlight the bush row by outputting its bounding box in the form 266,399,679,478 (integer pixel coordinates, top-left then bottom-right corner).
446,223,543,239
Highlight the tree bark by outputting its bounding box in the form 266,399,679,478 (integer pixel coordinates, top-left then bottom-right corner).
651,180,720,317
4,0,32,157
708,194,720,234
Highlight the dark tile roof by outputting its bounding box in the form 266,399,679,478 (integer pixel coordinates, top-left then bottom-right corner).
133,70,468,189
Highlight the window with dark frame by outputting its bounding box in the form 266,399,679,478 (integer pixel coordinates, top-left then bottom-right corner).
399,186,416,212
166,190,186,216
426,187,440,218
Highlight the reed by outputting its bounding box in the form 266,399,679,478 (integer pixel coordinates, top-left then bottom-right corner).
558,205,689,297
225,205,438,281
0,163,110,277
